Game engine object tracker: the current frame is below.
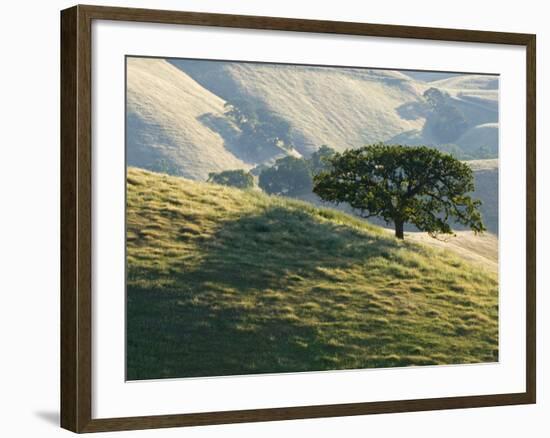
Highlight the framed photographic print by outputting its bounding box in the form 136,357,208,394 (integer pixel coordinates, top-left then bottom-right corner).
60,4,536,433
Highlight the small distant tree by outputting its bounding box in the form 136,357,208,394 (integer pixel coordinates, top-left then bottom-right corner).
155,158,179,175
207,169,254,189
259,156,312,196
423,88,469,143
313,144,485,239
308,145,336,175
223,100,294,161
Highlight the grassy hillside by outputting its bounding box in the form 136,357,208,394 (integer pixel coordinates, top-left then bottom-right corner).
173,60,498,156
126,57,248,180
127,58,499,181
171,60,426,156
407,231,497,273
126,167,498,380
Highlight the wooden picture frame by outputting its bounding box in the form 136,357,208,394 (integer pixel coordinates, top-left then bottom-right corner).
61,4,536,433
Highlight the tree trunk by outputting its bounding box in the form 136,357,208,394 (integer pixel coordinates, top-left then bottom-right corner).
395,220,404,239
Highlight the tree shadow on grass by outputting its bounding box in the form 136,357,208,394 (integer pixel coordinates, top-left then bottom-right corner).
127,206,400,380
183,206,397,292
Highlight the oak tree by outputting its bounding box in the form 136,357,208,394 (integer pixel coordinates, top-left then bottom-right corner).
259,156,313,196
207,169,254,189
313,144,485,239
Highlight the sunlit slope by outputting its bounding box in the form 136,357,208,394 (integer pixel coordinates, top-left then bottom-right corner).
128,58,499,180
126,167,498,380
171,60,427,155
430,74,498,91
407,231,497,273
126,58,248,180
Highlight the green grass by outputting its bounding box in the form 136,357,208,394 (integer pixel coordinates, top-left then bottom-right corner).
126,167,498,380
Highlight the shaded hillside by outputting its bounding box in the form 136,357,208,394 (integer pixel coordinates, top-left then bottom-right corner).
456,124,499,158
470,159,499,234
126,167,498,380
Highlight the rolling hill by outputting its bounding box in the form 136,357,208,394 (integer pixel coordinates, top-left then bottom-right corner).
126,57,249,180
126,167,498,380
388,74,499,156
171,59,426,156
429,74,499,91
470,159,499,234
127,57,499,182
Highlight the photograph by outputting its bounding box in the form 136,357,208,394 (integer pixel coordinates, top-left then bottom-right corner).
125,56,500,381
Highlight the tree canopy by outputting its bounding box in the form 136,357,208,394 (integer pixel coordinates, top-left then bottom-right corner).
313,144,485,239
423,88,469,143
224,100,294,161
207,169,254,189
259,156,313,196
258,146,336,196
308,145,337,175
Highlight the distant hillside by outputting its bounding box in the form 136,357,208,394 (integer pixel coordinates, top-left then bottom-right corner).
470,159,499,234
430,74,498,90
171,59,426,156
127,58,499,180
387,83,498,157
127,167,498,380
173,60,499,158
126,57,249,180
456,124,499,158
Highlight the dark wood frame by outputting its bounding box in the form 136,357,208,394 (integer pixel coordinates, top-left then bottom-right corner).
61,4,536,433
